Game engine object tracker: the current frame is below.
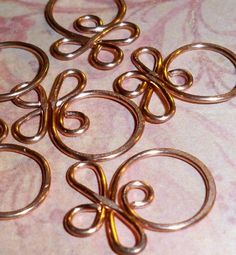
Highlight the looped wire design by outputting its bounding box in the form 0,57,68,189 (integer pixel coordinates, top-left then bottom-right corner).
48,69,145,162
0,118,51,220
45,0,140,70
0,41,49,143
64,148,216,254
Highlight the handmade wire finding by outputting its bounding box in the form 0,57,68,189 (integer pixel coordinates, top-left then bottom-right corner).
113,43,236,122
11,84,49,144
48,69,144,162
45,0,140,70
113,47,176,124
0,41,49,102
64,161,146,255
0,119,51,220
162,42,236,104
64,148,216,254
0,41,49,144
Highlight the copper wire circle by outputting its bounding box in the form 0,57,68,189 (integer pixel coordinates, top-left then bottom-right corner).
0,41,49,102
50,90,145,161
110,148,216,231
163,42,236,103
0,143,51,220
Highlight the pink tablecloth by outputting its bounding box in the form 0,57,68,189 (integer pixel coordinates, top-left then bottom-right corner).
0,1,235,254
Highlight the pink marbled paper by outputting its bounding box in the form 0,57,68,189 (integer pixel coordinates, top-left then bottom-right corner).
0,0,236,254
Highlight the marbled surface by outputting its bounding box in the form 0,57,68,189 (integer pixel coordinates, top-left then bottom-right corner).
0,0,236,254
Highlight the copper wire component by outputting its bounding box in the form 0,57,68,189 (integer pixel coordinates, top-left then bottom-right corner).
48,69,145,162
0,118,9,143
64,161,147,255
113,43,236,124
0,41,49,102
162,42,236,104
112,148,216,232
64,148,216,254
0,41,49,144
0,119,51,220
45,0,140,70
113,47,176,124
11,84,49,144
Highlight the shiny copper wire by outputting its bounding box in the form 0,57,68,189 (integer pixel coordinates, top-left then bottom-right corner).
45,0,140,70
112,148,216,232
64,161,147,255
48,69,145,162
113,47,176,124
64,148,216,254
0,41,49,144
11,84,49,144
0,41,49,102
113,43,236,124
0,119,51,220
162,42,236,104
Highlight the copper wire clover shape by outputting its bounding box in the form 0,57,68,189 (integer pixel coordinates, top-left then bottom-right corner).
113,42,236,125
48,69,145,162
45,0,140,70
64,148,216,254
0,41,49,144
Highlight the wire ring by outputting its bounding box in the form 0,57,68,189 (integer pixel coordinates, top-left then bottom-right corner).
45,0,139,70
0,143,51,220
49,90,145,161
45,0,127,38
163,42,236,104
110,148,216,231
0,41,49,102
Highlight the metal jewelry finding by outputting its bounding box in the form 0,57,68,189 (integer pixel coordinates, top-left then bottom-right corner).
113,47,176,124
48,69,145,162
162,42,236,104
113,43,236,124
0,41,49,144
0,119,51,220
45,0,140,70
64,148,216,254
0,41,49,102
11,84,49,144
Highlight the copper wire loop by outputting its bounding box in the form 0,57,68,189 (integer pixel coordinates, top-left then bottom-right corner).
11,83,49,144
45,0,140,70
111,148,216,232
113,47,176,124
0,41,49,143
0,41,49,102
0,119,51,220
48,69,145,162
162,42,236,104
0,119,9,143
64,161,147,255
64,148,216,254
114,43,236,122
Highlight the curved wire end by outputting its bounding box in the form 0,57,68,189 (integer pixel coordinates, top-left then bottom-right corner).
0,119,9,143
